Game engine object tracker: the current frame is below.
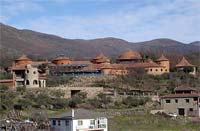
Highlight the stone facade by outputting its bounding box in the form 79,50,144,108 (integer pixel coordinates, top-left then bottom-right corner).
161,97,199,117
12,64,46,88
161,86,200,117
25,65,39,88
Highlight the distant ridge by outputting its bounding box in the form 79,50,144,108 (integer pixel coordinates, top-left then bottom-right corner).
0,23,199,67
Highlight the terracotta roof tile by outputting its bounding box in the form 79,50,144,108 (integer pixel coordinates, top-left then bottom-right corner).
118,50,142,60
92,53,110,63
16,54,32,61
53,56,70,61
156,54,169,61
0,79,14,83
176,57,194,67
161,93,199,98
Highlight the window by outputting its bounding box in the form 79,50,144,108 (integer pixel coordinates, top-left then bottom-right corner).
193,97,198,101
90,120,95,125
65,120,69,126
166,100,171,103
58,120,61,126
189,108,193,111
33,71,36,74
78,120,83,126
26,80,30,85
155,69,158,71
186,99,189,103
150,69,152,71
27,70,29,73
52,120,56,126
175,99,178,103
33,80,38,85
165,69,167,71
161,69,163,71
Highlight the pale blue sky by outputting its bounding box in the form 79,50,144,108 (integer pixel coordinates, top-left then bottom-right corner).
1,0,200,43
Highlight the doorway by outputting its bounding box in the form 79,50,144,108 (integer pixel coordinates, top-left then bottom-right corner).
178,108,185,116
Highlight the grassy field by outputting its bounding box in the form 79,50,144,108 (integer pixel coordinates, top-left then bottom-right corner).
108,115,200,131
1,108,200,131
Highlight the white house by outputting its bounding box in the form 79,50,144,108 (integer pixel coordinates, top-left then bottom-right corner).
49,108,108,131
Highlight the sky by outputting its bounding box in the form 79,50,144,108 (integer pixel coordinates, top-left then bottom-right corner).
1,0,200,43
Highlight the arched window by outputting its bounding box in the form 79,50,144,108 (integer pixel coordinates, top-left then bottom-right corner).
27,70,29,73
33,71,36,74
26,80,30,85
33,80,38,85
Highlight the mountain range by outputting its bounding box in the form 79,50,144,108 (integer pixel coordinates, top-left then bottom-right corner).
0,23,199,67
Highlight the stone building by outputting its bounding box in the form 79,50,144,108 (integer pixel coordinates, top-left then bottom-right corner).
10,55,47,88
161,86,200,117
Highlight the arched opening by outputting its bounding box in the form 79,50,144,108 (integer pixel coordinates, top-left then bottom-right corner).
26,80,30,85
33,80,38,85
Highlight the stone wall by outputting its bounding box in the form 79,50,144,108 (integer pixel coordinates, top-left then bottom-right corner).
48,86,104,98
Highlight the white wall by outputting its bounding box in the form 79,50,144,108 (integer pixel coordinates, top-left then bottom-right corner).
73,118,107,131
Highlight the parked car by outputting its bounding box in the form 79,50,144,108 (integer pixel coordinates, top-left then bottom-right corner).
168,113,178,117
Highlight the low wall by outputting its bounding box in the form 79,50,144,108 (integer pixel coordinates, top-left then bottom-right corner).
48,86,103,98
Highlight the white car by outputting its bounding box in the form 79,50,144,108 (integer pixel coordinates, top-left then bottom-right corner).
168,113,178,117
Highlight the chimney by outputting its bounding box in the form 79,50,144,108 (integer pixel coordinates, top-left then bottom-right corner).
72,109,74,118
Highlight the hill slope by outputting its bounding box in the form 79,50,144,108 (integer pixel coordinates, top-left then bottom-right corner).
0,23,199,67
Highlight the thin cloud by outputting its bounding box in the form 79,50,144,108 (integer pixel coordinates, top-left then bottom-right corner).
1,0,200,43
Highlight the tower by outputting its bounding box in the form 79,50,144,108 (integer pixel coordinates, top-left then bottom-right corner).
155,54,170,73
25,64,39,88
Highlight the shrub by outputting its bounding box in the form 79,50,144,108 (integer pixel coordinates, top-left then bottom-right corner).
68,92,87,108
122,97,149,108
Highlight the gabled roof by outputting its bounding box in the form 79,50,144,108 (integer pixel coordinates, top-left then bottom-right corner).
156,54,169,61
175,85,197,91
16,54,32,61
176,57,194,67
49,108,106,119
118,50,142,60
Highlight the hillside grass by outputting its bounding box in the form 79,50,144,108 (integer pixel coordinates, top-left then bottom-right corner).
108,114,200,131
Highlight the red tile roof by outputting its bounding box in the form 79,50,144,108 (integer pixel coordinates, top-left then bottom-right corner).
53,56,70,61
176,57,194,67
0,79,14,83
118,50,142,60
11,65,26,70
161,93,199,98
16,54,32,61
92,53,110,63
156,54,169,61
101,61,162,69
